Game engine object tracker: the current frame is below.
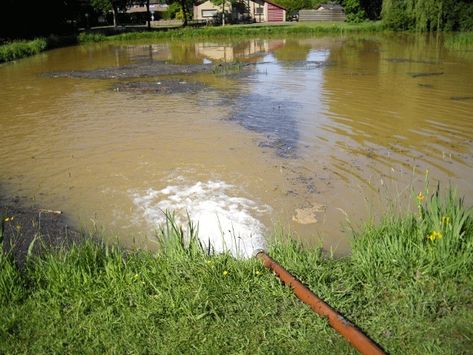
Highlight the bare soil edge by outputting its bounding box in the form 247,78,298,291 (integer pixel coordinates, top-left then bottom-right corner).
1,195,84,269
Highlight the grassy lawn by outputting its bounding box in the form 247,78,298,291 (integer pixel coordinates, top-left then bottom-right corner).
78,21,384,43
1,187,472,353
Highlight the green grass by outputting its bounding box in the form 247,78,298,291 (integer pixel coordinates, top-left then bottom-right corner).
1,188,472,353
78,21,384,43
0,38,47,63
445,32,473,49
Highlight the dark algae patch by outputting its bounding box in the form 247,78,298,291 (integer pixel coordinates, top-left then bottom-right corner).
385,57,441,65
114,79,209,95
408,71,444,78
47,62,255,80
46,60,328,80
229,93,301,159
450,96,473,101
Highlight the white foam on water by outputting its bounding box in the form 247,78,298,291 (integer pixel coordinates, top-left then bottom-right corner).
131,180,270,258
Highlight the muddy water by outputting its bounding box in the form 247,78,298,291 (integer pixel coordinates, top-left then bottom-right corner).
1,35,472,256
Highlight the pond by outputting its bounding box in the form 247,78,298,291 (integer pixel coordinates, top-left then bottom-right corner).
1,34,472,256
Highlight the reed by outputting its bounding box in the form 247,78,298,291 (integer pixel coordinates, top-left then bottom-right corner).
444,32,473,49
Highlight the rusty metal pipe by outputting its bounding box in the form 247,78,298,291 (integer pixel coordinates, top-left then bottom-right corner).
256,251,385,355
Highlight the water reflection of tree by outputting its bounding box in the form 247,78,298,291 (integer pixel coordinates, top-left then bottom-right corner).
272,39,312,62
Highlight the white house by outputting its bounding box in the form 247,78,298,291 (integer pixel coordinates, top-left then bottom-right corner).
193,0,286,23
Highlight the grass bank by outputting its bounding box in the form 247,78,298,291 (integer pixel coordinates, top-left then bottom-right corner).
0,39,47,63
78,21,384,43
0,35,78,63
1,187,472,353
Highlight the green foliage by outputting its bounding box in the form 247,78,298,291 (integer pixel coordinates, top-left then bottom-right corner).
0,39,48,63
162,2,181,20
90,0,113,13
381,0,473,32
352,186,473,281
276,0,312,17
381,0,412,30
342,0,366,23
78,32,107,43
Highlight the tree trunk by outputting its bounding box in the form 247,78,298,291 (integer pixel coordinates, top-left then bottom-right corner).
180,0,188,26
146,0,151,29
222,1,225,26
112,3,118,28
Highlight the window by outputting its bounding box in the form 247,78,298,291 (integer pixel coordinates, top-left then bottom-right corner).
202,9,217,17
256,7,263,14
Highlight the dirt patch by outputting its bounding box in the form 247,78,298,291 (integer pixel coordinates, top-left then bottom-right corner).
1,196,83,269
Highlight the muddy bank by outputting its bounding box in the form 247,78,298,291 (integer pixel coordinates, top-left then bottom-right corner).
1,195,83,268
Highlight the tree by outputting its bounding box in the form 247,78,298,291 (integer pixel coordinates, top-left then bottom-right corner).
277,0,312,17
90,0,131,27
210,0,231,25
146,0,151,28
166,0,194,26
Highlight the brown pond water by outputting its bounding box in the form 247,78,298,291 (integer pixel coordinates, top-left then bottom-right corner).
1,34,472,257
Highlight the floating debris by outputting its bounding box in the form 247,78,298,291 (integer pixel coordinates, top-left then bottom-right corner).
417,83,434,88
292,202,326,225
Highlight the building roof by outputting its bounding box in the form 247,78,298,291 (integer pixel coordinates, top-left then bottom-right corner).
265,0,286,10
316,3,344,10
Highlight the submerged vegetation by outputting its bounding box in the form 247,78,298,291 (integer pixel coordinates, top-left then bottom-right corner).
1,187,472,353
445,32,473,50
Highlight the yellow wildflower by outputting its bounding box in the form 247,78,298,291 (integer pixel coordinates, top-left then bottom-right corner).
427,230,443,241
223,270,229,277
416,192,425,203
4,216,14,222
